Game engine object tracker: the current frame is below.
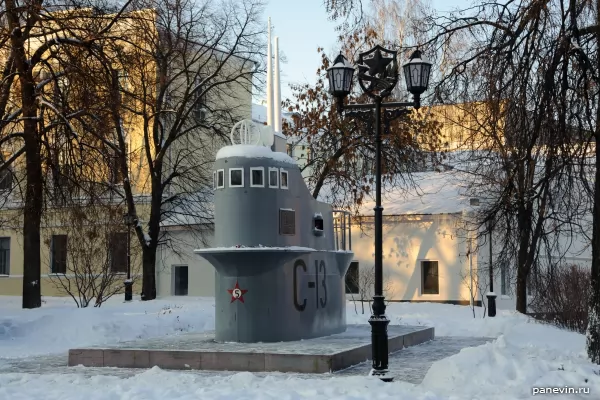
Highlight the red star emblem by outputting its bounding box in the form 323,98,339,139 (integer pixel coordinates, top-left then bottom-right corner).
227,281,248,303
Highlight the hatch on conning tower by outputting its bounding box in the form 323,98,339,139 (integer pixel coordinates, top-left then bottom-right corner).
230,119,275,148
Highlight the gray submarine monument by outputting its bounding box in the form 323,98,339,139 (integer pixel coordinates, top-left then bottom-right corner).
195,119,354,343
66,119,434,373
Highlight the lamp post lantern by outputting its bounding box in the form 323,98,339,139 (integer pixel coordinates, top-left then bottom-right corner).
123,212,136,302
327,53,356,111
327,47,432,382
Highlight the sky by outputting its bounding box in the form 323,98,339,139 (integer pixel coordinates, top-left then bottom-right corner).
260,0,472,103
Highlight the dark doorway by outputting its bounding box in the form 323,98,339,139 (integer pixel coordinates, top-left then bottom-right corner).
173,265,189,296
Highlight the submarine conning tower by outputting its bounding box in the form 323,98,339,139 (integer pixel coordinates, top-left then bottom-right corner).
195,120,354,343
213,144,335,251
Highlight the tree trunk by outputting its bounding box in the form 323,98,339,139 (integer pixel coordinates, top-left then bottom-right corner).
140,175,161,301
587,130,600,361
7,12,43,308
21,134,43,309
585,0,600,365
515,205,532,314
588,102,600,361
515,267,528,314
21,77,43,309
587,0,600,362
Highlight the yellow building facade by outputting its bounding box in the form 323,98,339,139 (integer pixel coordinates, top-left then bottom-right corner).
0,8,252,298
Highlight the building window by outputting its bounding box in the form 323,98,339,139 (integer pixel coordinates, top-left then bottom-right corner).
345,261,359,294
0,169,12,191
250,167,264,187
118,70,129,91
213,171,216,189
421,260,439,295
527,271,536,297
110,157,123,185
193,76,207,120
217,169,225,188
173,265,188,296
109,145,127,185
0,238,9,275
269,167,279,188
54,75,69,104
280,169,288,189
229,168,244,187
109,232,127,274
286,144,293,157
51,235,68,274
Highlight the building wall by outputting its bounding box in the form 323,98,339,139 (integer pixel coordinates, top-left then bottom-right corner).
0,215,24,295
0,9,252,299
348,214,476,303
153,213,480,302
156,228,216,297
0,207,144,298
478,225,592,311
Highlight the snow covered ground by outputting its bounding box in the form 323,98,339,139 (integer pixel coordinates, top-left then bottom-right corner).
0,296,598,399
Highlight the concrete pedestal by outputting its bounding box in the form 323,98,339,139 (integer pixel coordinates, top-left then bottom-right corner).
68,324,434,373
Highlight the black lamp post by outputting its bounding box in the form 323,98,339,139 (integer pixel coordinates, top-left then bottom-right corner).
123,212,136,302
487,220,497,317
327,46,432,382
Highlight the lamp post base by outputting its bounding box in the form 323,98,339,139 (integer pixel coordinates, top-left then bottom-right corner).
124,280,133,302
369,295,393,382
487,292,497,317
369,367,393,382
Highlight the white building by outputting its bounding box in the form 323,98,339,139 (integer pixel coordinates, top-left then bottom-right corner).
345,171,476,306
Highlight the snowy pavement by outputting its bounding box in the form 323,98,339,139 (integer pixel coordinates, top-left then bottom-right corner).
336,336,491,383
1,296,599,399
0,336,489,382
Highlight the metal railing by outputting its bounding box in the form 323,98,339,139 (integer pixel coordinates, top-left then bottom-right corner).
332,210,352,251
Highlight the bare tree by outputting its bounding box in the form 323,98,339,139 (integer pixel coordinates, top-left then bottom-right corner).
323,0,600,363
0,0,133,308
347,263,395,314
419,1,591,316
529,263,590,334
458,259,489,318
80,0,265,300
283,27,443,213
47,205,140,307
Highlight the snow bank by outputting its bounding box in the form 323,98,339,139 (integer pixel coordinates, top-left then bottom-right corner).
0,368,433,400
348,301,600,399
347,301,531,337
0,296,214,358
2,298,600,399
216,145,296,165
422,324,598,399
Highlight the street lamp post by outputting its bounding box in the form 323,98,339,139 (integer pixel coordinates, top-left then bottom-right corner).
123,213,136,302
487,220,497,317
327,46,432,381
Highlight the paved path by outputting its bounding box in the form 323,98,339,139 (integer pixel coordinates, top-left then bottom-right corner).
337,336,491,383
0,336,491,384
